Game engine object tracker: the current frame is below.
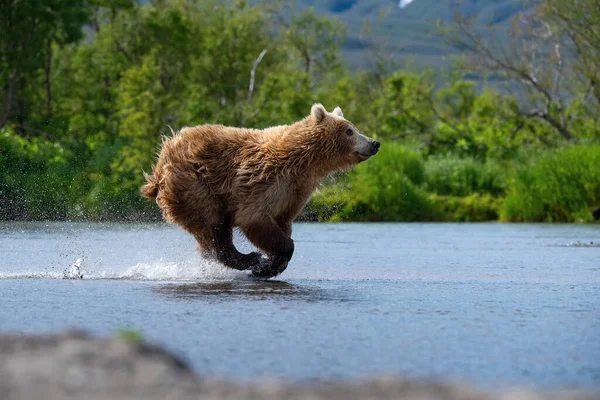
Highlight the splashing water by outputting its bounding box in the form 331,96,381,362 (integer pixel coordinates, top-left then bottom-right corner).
114,259,255,281
63,257,84,279
0,221,265,282
0,255,256,282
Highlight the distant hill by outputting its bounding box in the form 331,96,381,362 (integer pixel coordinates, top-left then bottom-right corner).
277,0,539,70
136,0,539,71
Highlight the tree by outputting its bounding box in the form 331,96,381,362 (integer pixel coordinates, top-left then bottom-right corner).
543,0,600,105
0,0,89,132
440,0,600,142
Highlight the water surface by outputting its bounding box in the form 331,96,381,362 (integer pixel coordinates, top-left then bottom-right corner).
0,222,598,389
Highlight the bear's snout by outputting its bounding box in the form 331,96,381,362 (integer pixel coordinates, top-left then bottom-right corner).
371,141,380,155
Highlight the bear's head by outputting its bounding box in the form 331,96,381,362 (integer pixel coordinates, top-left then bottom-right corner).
307,103,380,172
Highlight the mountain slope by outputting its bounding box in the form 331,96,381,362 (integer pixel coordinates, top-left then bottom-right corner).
137,0,538,70
283,0,538,70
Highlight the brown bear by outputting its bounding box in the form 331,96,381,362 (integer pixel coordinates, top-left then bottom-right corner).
141,104,379,278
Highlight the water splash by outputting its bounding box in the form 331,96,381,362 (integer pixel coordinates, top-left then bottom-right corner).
63,257,85,279
111,259,254,281
0,256,255,282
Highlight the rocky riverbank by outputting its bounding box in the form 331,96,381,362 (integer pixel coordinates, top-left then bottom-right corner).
0,331,596,400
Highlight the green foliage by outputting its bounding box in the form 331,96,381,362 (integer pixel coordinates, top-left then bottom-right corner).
0,128,73,220
0,0,89,133
430,194,502,222
1,0,349,220
1,0,599,223
324,143,435,222
301,185,349,222
303,144,505,222
339,175,434,222
372,70,436,140
424,155,506,197
501,145,600,222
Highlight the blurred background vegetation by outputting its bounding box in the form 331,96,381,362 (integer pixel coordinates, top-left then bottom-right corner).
1,0,599,223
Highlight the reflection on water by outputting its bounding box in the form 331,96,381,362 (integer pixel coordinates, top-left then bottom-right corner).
154,280,346,302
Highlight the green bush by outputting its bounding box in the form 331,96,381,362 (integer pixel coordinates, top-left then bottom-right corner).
0,130,73,220
424,155,506,197
338,176,434,222
303,144,508,222
351,141,426,186
501,145,600,222
430,194,502,222
301,185,348,222
326,143,435,221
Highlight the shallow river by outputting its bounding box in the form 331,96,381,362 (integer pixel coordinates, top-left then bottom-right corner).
0,221,598,390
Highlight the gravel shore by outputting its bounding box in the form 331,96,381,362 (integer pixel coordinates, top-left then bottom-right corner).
0,331,596,400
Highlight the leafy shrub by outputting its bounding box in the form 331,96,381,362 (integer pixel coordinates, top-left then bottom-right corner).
339,175,434,222
301,185,348,222
0,129,73,220
356,141,426,186
326,143,435,221
501,145,600,222
303,144,507,222
430,194,502,222
424,155,506,197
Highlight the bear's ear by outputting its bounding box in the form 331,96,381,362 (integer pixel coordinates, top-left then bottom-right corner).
311,103,327,123
332,107,344,118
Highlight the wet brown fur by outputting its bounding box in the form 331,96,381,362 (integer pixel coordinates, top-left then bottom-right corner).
141,104,369,278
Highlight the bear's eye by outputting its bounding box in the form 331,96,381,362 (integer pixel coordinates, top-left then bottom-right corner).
346,128,353,136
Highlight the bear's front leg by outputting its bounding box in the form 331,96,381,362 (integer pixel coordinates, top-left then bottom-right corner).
276,218,292,238
241,217,294,279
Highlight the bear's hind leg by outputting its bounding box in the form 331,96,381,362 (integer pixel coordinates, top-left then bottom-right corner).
212,215,263,271
193,229,217,258
241,217,294,278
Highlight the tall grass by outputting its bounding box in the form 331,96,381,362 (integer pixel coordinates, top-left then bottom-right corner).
304,142,510,222
425,155,506,197
501,145,600,222
310,143,435,221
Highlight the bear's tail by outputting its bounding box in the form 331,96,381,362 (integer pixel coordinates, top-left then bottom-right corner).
141,169,159,200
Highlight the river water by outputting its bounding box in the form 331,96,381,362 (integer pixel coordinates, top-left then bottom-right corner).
0,221,598,390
